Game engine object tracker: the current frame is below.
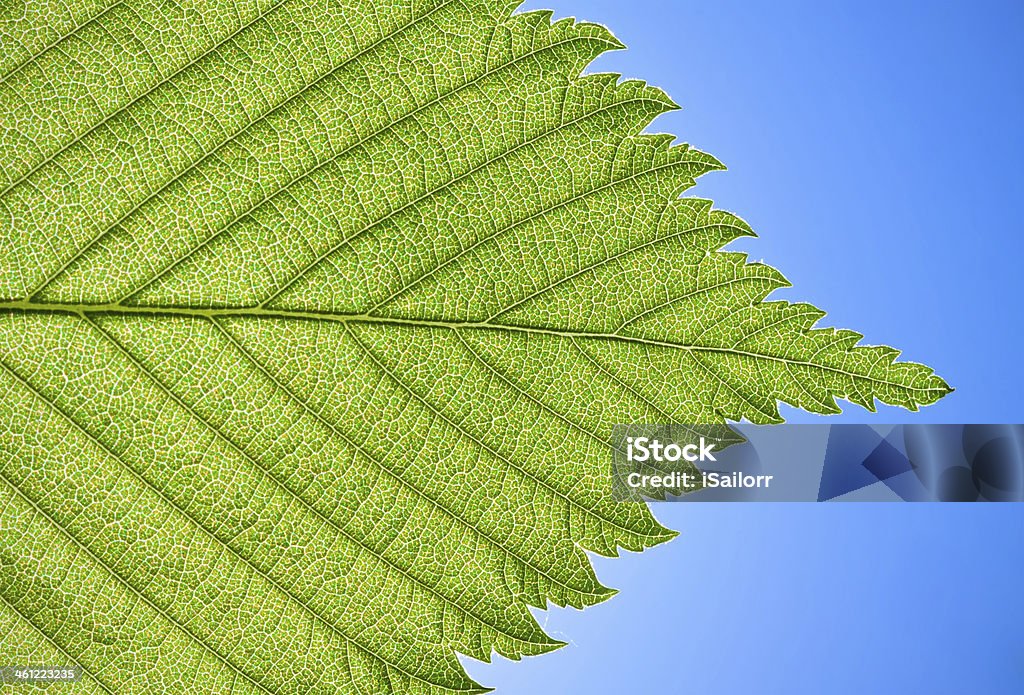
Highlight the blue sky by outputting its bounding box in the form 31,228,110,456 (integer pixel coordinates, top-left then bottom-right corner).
464,1,1024,692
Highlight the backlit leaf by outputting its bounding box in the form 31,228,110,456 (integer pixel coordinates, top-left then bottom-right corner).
0,1,949,692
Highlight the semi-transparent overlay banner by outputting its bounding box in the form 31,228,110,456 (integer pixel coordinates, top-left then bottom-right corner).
610,425,1024,502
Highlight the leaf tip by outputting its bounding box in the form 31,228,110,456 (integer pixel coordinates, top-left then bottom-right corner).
651,526,680,546
605,30,627,52
924,373,955,403
545,639,569,653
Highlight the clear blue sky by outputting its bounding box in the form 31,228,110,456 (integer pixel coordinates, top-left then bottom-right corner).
464,1,1024,693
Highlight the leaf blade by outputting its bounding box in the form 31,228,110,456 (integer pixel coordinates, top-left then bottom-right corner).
0,2,950,693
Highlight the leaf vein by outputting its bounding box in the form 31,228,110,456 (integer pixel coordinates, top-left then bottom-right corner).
28,0,465,301
0,1,125,87
0,591,117,695
207,316,563,647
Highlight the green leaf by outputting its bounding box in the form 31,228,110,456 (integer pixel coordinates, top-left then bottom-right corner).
0,1,949,692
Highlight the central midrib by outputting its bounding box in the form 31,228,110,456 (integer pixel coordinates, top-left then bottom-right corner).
0,299,947,396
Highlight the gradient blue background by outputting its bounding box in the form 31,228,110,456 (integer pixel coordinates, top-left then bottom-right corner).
463,1,1024,692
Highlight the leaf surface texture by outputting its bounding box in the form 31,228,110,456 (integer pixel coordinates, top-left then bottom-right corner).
0,1,949,692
